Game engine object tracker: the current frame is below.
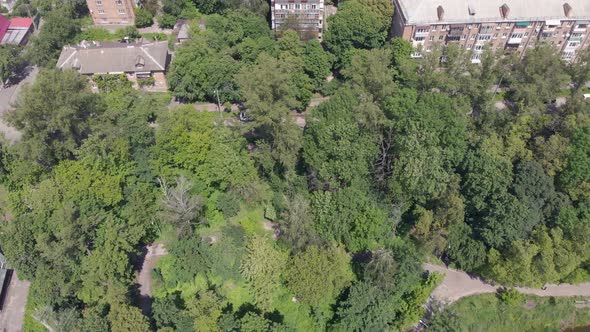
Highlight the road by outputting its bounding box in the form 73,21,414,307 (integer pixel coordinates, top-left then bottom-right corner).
137,243,168,315
0,271,31,332
425,263,590,303
0,67,38,143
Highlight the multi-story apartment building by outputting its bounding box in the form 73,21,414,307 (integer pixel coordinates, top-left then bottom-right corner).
391,0,590,62
271,0,324,40
87,0,135,25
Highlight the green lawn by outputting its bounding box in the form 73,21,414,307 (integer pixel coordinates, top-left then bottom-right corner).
445,294,590,331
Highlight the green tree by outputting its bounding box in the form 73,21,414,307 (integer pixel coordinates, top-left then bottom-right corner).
303,40,333,90
235,53,304,177
6,69,104,168
135,7,154,28
285,245,354,307
108,303,151,332
240,235,288,311
0,45,25,83
168,38,241,102
27,7,80,66
323,0,388,65
559,127,590,201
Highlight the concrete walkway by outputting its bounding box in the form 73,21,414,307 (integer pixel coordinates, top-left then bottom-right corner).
425,263,590,303
0,66,38,143
0,271,31,332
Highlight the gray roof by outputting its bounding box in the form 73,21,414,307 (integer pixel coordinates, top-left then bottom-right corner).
56,41,169,75
396,0,590,25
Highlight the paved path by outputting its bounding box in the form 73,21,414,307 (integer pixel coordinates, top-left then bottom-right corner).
0,66,38,143
137,243,168,315
425,263,590,303
0,271,31,332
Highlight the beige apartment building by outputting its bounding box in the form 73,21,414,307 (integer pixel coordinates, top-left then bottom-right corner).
391,0,590,62
87,0,135,25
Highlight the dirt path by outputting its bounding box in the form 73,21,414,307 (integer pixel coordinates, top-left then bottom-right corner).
0,271,31,332
137,243,168,315
425,263,590,303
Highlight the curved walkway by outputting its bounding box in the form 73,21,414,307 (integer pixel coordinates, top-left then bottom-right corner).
424,263,590,303
137,243,168,315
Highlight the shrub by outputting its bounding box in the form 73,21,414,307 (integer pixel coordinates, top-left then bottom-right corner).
497,288,524,306
158,13,177,29
138,76,155,87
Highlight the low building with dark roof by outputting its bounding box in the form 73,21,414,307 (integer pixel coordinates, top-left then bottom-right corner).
56,41,170,90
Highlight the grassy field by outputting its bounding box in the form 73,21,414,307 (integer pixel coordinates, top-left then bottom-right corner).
445,293,590,331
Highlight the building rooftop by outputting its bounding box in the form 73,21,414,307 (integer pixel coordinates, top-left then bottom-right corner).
56,41,169,75
0,15,9,42
8,17,33,29
396,0,590,25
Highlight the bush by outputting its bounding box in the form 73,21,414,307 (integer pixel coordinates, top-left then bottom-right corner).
497,288,524,306
138,77,155,87
76,27,113,42
93,74,132,92
217,192,240,218
135,7,154,28
115,26,141,40
142,32,167,41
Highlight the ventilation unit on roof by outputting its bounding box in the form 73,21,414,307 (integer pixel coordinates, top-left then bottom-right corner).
135,55,145,68
500,3,510,19
564,3,573,17
468,3,476,16
437,5,445,21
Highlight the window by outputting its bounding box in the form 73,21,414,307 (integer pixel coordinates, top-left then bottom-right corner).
470,35,475,40
416,28,429,34
96,0,102,5
115,0,122,4
524,32,528,37
502,32,507,38
493,33,498,38
311,4,316,9
429,36,434,41
477,34,491,41
295,4,300,9
441,25,448,30
505,25,511,29
118,9,125,14
510,33,524,39
461,34,466,40
563,51,575,60
439,35,444,40
98,9,105,14
414,36,425,41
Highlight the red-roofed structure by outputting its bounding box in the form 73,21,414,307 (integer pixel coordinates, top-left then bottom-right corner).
0,15,34,46
0,15,9,43
8,17,33,29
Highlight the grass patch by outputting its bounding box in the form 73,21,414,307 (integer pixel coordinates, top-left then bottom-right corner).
446,293,590,331
23,295,45,332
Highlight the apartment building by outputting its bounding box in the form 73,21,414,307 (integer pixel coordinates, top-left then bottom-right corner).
391,0,590,62
271,0,324,40
87,0,135,25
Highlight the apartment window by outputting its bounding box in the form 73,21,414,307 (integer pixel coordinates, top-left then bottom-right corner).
95,0,102,5
524,32,529,37
429,36,434,41
311,4,316,9
441,25,448,31
511,33,524,39
493,33,498,38
461,34,466,40
563,51,575,60
478,34,491,41
115,0,122,5
470,35,475,40
118,9,125,14
414,36,425,41
505,25,511,29
416,28,429,34
439,35,444,40
502,33,507,38
295,4,300,9
98,9,105,14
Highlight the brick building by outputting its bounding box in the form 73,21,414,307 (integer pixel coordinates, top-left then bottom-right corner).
391,0,590,62
87,0,135,25
271,0,324,40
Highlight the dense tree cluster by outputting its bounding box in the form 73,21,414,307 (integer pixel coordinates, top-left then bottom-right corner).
3,0,590,330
